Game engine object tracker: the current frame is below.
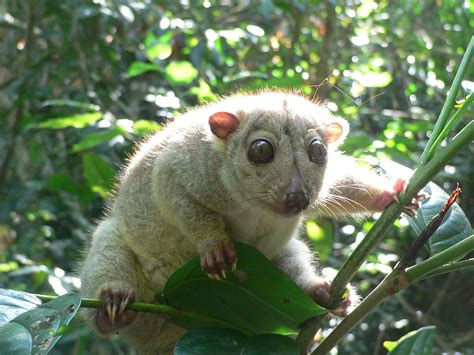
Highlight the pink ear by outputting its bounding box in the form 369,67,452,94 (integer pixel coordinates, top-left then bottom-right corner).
209,112,240,139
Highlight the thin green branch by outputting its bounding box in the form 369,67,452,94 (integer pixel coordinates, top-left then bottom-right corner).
417,258,474,280
329,119,474,302
406,235,474,283
34,294,253,336
426,93,474,162
419,36,473,165
306,121,474,354
312,270,409,355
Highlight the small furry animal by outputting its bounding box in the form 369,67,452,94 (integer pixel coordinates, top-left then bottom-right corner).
79,91,418,354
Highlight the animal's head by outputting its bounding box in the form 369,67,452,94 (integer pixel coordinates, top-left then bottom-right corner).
207,91,348,217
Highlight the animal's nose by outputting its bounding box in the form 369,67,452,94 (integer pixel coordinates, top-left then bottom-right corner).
284,190,309,213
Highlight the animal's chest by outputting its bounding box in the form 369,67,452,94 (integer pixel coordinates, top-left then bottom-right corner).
224,211,300,259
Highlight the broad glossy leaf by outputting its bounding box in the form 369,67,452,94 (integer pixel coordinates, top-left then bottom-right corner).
175,328,298,355
0,322,32,354
0,292,81,354
380,160,472,256
46,173,79,195
41,99,100,111
384,325,435,354
306,220,334,262
165,61,198,85
163,243,326,335
72,128,125,152
133,119,162,135
0,289,41,326
82,152,116,197
146,43,172,61
128,61,162,77
407,183,472,255
33,112,102,129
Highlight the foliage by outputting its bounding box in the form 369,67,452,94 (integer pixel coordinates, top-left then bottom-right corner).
1,0,473,354
0,289,80,354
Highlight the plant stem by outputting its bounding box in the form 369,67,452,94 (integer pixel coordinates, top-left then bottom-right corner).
396,185,462,270
329,119,473,302
406,235,474,283
308,121,474,353
34,294,253,336
417,258,474,280
312,270,409,355
426,93,474,162
419,36,473,165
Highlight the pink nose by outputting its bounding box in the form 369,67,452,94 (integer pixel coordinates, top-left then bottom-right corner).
284,191,309,213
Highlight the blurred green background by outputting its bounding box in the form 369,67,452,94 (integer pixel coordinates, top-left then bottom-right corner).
1,1,473,354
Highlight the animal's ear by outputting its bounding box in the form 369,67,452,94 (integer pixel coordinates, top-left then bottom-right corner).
326,117,349,144
209,112,240,139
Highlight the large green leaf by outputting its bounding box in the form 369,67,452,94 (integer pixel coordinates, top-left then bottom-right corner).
128,61,162,77
380,160,472,255
384,326,435,355
407,182,472,255
163,243,326,335
0,289,42,326
165,61,199,85
41,99,100,111
72,127,125,152
82,152,116,197
175,328,298,355
32,112,103,129
0,290,81,354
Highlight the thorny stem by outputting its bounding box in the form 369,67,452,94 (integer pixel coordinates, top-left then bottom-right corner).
34,294,253,336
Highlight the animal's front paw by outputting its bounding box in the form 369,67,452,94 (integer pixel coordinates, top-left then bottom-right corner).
375,178,426,216
97,282,137,334
309,280,359,317
200,239,237,280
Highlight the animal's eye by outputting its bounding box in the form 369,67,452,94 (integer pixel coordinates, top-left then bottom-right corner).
308,139,327,164
247,139,274,164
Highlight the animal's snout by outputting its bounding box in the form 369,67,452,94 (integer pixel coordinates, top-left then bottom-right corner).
284,190,309,213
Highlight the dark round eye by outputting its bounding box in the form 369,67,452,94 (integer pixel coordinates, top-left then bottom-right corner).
308,139,327,164
247,139,274,164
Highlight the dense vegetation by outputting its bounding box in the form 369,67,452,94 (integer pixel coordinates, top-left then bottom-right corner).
1,1,472,354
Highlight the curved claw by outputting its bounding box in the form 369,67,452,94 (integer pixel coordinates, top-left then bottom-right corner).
200,239,237,279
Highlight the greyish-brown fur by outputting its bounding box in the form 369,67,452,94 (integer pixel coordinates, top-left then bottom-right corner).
79,91,403,354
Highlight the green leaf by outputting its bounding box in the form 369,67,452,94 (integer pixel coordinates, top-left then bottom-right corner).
32,112,103,129
82,152,115,197
0,291,81,354
379,160,472,256
163,243,326,335
128,61,162,77
46,173,79,195
306,220,333,262
0,289,42,326
133,119,162,135
41,99,100,111
385,326,435,354
407,183,472,255
146,43,172,61
190,80,216,102
165,61,199,85
0,322,32,354
72,128,125,152
175,328,298,355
